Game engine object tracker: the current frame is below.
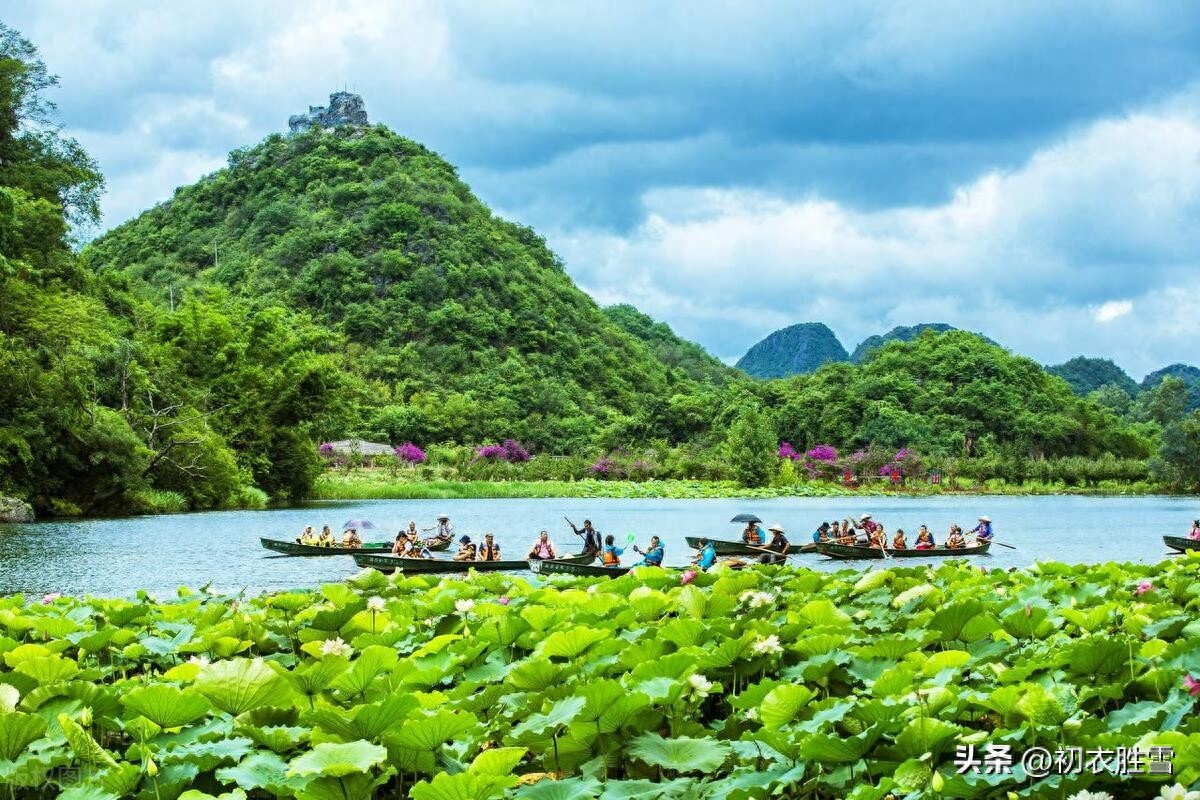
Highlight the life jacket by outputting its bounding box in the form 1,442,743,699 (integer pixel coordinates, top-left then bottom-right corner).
601,547,620,566
480,543,500,561
461,544,477,559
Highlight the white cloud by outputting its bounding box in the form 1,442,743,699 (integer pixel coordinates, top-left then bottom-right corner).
1093,300,1134,323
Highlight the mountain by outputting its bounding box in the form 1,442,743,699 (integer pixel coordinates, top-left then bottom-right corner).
1047,357,1140,397
735,323,849,379
602,304,739,384
83,124,713,453
850,323,956,363
1142,364,1200,411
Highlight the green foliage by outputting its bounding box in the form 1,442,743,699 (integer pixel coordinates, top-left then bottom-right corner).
1048,355,1140,398
725,406,777,487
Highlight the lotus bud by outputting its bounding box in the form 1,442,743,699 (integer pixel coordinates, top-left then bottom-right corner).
79,707,93,726
930,771,944,792
145,756,158,777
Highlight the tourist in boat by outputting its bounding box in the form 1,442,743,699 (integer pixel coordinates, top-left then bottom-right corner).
761,524,790,564
854,514,884,544
867,525,886,548
342,527,362,548
426,514,454,545
836,520,854,544
914,526,935,550
693,537,717,570
317,526,336,547
969,516,993,541
892,529,908,550
454,535,476,561
478,532,502,561
297,526,314,544
600,534,624,566
1190,520,1200,541
742,521,767,546
567,519,603,555
946,526,967,549
811,521,831,543
528,531,557,560
633,535,665,567
392,530,407,555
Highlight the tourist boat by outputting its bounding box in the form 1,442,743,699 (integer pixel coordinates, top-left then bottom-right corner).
684,536,816,556
529,558,632,578
815,541,992,559
353,552,594,575
1163,535,1200,553
260,537,450,556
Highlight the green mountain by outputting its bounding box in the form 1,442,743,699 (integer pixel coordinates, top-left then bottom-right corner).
84,125,715,453
602,304,739,384
735,322,849,378
1142,364,1200,411
1047,356,1140,398
851,323,956,363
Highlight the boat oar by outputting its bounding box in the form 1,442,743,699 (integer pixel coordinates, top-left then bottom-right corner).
739,543,805,562
970,534,1016,550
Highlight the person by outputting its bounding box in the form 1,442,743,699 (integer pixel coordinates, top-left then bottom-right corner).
761,524,790,564
454,535,476,561
914,526,935,550
296,526,315,544
528,530,557,560
427,514,454,545
391,530,407,555
836,520,854,544
969,516,993,542
867,525,886,548
854,514,883,544
1190,520,1200,541
812,522,830,543
317,526,336,547
342,527,362,548
892,529,908,550
693,537,717,570
946,526,967,549
600,534,624,566
568,519,603,556
742,521,767,546
478,532,502,562
633,535,665,567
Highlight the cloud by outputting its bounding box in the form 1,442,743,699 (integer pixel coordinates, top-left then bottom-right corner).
1093,300,1133,324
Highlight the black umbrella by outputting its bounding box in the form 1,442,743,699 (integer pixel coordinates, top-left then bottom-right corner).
729,513,762,524
342,519,376,530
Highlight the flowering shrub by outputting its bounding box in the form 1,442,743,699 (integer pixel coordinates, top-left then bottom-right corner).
777,442,801,460
475,439,531,463
589,456,617,477
318,442,334,456
805,444,838,462
393,442,426,464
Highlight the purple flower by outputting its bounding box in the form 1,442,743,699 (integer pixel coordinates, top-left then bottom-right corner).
805,445,838,462
850,450,867,463
1186,675,1200,696
630,459,651,472
318,442,334,456
777,442,800,460
893,448,910,462
393,442,426,464
1135,580,1153,596
497,596,511,606
879,464,900,477
502,439,531,462
590,457,616,476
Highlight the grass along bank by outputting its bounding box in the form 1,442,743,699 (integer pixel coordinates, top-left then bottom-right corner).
313,470,1169,501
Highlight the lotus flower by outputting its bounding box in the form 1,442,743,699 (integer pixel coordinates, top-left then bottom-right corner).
320,637,353,657
455,599,475,614
497,596,511,606
41,593,61,604
1185,675,1200,697
686,673,713,700
680,569,697,585
752,634,783,656
366,596,386,613
188,655,210,667
1135,580,1153,596
1159,784,1200,800
1067,792,1113,800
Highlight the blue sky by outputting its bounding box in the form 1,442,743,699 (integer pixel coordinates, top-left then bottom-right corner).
8,1,1200,377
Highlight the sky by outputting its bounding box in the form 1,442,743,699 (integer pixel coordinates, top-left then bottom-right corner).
7,1,1200,378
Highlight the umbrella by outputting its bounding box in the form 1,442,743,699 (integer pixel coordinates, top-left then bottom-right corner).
342,519,376,530
729,513,762,524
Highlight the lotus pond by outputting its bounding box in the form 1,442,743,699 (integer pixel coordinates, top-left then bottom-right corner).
1,556,1200,799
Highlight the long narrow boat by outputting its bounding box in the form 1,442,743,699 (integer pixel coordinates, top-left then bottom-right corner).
684,536,816,556
261,537,450,556
353,552,594,575
815,541,991,560
1164,535,1200,553
529,558,631,578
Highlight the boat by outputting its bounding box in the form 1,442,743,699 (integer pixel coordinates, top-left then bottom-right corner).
260,537,450,556
529,558,631,578
815,541,992,560
684,536,816,556
1164,535,1200,553
353,552,594,575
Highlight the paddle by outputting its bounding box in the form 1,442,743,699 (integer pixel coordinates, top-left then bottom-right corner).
740,542,803,562
970,534,1016,550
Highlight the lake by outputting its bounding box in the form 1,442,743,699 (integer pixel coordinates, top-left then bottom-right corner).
0,495,1194,597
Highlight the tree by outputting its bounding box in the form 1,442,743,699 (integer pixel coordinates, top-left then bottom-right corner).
725,407,776,488
1153,411,1200,490
1136,376,1188,426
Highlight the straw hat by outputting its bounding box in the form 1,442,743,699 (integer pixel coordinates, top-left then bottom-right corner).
860,513,872,521
768,523,785,533
438,513,449,520
979,516,991,522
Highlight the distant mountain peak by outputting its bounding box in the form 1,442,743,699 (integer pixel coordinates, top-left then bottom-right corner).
850,323,956,364
288,91,369,133
735,322,848,379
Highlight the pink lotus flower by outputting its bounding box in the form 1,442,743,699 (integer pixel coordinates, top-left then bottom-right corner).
680,569,697,585
1185,675,1200,696
497,596,510,606
41,593,61,605
1135,581,1153,596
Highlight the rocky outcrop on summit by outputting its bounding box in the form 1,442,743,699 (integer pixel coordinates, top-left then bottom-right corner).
288,91,369,133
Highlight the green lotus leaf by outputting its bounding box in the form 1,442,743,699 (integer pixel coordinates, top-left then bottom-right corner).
799,725,877,764
512,776,604,800
470,746,526,776
519,605,562,631
507,658,564,692
852,569,892,595
1061,605,1111,633
267,593,313,614
276,655,350,696
511,696,585,740
310,694,420,742
287,740,388,778
14,653,79,685
387,709,476,752
854,636,920,660
347,568,390,592
177,790,247,800
891,584,941,609
0,711,47,762
796,599,851,628
410,771,516,800
627,732,730,774
56,712,114,766
892,758,932,791
928,600,985,642
888,717,962,760
795,632,849,658
309,599,367,633
656,618,710,648
55,788,119,800
1062,637,1133,678
98,762,143,796
598,692,651,734
238,723,309,753
759,685,815,730
920,649,971,677
297,772,392,800
216,750,303,794
331,645,398,697
537,627,609,660
194,658,294,715
121,684,211,728
161,737,254,772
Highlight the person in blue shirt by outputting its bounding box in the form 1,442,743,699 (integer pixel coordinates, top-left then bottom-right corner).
600,534,624,566
693,537,717,570
812,521,831,543
633,535,665,567
969,516,993,541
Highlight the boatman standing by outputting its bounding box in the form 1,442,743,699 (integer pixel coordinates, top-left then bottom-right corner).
969,516,993,542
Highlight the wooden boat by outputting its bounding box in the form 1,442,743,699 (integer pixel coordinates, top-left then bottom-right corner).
529,558,631,578
354,552,594,575
815,541,991,560
685,536,816,556
261,536,450,556
1164,535,1200,553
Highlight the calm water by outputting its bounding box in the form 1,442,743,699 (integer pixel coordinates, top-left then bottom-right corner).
0,495,1195,598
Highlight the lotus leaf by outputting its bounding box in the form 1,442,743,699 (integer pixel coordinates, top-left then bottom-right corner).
758,684,815,730
0,711,47,762
195,658,294,715
537,626,609,660
627,732,730,774
287,739,388,778
121,684,211,728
